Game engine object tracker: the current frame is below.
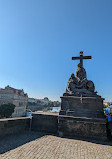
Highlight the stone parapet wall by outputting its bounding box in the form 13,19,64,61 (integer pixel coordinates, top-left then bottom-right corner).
58,115,107,140
0,113,107,141
32,113,58,134
0,117,31,137
31,112,107,141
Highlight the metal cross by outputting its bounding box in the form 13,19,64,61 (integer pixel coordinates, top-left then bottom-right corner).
72,51,92,67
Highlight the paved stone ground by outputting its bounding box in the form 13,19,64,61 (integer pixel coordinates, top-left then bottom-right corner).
0,131,112,159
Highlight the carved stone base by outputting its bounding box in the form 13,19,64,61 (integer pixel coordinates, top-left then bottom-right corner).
59,96,105,118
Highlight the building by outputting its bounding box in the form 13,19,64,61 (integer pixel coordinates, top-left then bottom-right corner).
28,98,37,103
42,97,49,104
0,85,28,117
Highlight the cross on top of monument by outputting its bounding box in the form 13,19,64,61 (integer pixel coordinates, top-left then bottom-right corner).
72,51,92,67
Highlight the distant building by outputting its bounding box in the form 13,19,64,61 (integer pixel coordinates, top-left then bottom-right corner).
28,98,37,103
42,97,49,104
53,101,61,106
0,85,28,117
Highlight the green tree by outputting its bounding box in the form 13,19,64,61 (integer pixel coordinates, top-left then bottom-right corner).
0,103,15,118
48,102,54,107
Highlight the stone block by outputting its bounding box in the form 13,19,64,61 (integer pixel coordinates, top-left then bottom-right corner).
0,117,31,137
58,115,107,140
32,113,58,134
60,96,105,118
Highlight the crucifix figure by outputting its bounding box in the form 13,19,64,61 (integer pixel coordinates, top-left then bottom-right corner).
72,51,92,67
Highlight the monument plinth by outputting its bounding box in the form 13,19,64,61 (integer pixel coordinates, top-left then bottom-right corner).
60,96,104,118
59,52,105,118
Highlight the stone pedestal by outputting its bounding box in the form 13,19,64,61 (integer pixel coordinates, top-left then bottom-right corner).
59,96,105,118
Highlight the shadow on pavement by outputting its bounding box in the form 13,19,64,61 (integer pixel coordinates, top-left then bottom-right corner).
56,135,112,146
0,131,46,154
0,131,112,155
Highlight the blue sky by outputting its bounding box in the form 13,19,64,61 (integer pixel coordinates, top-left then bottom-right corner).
0,0,112,101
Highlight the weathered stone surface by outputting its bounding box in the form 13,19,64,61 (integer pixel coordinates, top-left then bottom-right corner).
31,112,107,141
32,113,58,134
58,115,107,140
60,96,105,118
0,117,30,137
65,63,97,97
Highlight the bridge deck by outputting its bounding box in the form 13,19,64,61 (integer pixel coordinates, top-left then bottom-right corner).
0,131,112,159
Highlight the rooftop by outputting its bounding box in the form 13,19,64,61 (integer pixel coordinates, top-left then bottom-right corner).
0,85,28,97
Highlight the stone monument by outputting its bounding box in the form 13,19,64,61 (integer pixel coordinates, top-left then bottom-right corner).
59,51,105,118
32,51,107,140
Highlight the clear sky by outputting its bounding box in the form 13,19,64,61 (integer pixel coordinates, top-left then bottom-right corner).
0,0,112,101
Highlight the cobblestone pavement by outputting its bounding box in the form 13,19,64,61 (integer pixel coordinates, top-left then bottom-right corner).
0,131,112,159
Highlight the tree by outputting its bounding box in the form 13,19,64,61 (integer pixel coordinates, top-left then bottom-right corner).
0,103,15,118
48,102,54,107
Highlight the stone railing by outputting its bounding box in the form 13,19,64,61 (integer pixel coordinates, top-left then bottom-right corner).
0,112,107,141
0,117,31,137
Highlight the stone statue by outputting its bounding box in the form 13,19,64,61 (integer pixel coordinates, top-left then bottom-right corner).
65,63,96,97
76,63,87,81
66,73,78,94
60,52,105,120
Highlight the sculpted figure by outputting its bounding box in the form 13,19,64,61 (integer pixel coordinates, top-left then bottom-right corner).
75,63,87,89
66,73,78,94
65,63,95,96
86,80,95,92
76,63,87,81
